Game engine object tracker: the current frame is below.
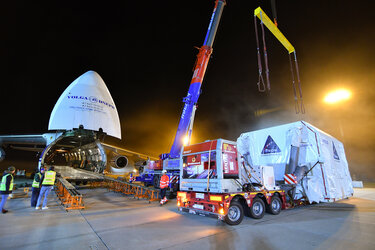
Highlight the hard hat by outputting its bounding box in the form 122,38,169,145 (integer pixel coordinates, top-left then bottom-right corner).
162,170,167,173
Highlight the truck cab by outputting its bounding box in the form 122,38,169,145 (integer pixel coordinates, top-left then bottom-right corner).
177,139,287,225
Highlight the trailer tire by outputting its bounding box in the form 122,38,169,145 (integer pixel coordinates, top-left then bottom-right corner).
249,197,265,219
153,175,160,189
266,196,282,215
224,201,244,225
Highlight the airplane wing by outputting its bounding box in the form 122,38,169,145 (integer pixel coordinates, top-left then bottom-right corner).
0,134,47,153
101,142,158,161
101,142,158,174
0,132,158,176
0,133,64,152
101,142,158,175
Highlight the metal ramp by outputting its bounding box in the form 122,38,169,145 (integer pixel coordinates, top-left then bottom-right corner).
53,166,160,210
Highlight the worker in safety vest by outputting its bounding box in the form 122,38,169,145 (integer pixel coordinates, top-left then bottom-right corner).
30,166,45,207
0,166,16,214
35,166,56,210
159,170,169,205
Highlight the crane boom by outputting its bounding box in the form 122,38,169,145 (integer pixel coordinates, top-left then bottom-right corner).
165,0,226,159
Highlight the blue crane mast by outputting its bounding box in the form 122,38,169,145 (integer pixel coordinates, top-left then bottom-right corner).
164,0,226,160
135,0,226,190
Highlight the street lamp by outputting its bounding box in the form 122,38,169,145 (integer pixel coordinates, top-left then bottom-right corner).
323,89,352,104
323,88,352,139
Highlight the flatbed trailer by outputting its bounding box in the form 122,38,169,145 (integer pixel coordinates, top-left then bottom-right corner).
177,120,354,225
177,189,287,225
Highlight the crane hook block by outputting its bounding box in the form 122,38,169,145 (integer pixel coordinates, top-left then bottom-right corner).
254,7,295,54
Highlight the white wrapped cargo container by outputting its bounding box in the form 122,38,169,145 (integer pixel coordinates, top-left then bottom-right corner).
237,121,353,203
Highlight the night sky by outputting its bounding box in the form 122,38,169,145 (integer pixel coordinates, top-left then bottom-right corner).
1,0,374,180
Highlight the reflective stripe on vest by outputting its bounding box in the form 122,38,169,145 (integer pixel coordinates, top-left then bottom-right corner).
159,175,170,189
32,173,42,188
0,174,14,191
42,171,56,185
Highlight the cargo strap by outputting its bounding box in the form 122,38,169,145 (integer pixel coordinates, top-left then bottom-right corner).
254,15,265,92
271,0,278,27
288,52,305,114
206,140,214,192
254,13,271,91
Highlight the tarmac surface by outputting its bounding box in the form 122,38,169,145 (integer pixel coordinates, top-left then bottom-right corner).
0,187,374,250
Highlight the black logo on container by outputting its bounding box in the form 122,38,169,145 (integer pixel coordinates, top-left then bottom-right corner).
261,135,281,154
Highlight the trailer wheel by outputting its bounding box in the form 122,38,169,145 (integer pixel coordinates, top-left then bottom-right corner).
153,175,160,188
266,196,281,215
224,201,244,225
249,197,265,219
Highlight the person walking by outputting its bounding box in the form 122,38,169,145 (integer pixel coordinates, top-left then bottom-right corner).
35,166,56,210
0,166,16,214
31,166,45,207
159,170,169,205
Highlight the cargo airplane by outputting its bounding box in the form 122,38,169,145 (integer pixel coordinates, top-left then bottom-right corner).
0,71,156,176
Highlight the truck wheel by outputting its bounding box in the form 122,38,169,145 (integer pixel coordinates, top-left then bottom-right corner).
224,201,244,225
153,175,160,188
249,197,265,219
266,196,281,215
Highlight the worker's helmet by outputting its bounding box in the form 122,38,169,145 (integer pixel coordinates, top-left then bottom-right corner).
162,170,167,174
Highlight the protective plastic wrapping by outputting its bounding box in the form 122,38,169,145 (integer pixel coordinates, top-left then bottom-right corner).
237,121,353,203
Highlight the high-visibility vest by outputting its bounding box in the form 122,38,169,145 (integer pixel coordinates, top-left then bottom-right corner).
32,173,42,188
0,174,14,191
42,171,56,185
159,174,170,189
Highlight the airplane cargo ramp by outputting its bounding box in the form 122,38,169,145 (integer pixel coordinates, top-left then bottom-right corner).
54,165,106,181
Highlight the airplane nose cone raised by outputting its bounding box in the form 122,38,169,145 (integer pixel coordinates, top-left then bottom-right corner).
75,71,104,87
48,70,122,139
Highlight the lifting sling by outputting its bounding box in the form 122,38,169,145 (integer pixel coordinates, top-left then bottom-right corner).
254,7,305,114
254,15,266,92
